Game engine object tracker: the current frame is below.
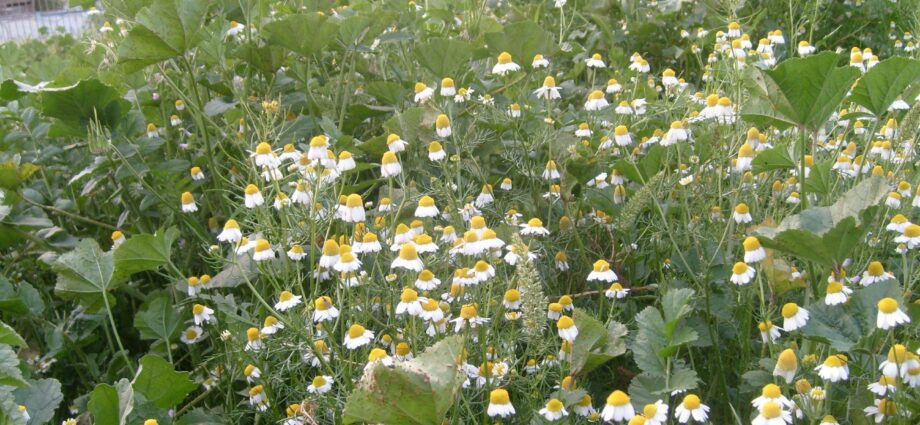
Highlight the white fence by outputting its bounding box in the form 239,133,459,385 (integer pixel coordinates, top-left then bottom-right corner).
0,1,95,43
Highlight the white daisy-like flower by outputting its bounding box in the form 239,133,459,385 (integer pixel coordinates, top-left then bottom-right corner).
492,52,521,75
274,291,302,312
307,375,333,394
343,324,374,349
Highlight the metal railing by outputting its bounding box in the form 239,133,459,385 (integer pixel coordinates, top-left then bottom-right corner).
0,1,97,43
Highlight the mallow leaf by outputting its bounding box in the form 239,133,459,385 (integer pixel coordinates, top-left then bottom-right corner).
848,57,920,116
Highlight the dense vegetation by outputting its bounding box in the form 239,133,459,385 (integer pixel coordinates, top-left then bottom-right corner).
0,0,919,424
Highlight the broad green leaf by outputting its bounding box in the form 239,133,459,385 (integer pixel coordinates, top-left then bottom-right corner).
116,0,209,72
175,408,225,424
0,81,26,101
113,227,180,278
53,239,122,312
0,277,27,316
414,38,472,77
13,378,63,425
366,81,408,106
585,188,616,216
39,79,129,132
751,144,795,174
0,388,26,425
343,336,464,425
757,175,887,238
202,97,238,117
742,52,861,130
633,306,668,374
0,322,24,347
629,367,699,408
803,159,833,195
0,345,25,387
263,14,339,58
89,379,134,425
849,57,920,116
134,295,181,342
382,107,427,144
570,309,627,374
132,355,197,409
483,21,555,68
801,279,902,351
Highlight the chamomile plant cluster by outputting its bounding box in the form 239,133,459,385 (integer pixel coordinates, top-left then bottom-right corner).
1,0,920,424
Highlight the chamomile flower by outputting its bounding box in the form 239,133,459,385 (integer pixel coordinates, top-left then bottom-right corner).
753,384,794,409
535,76,562,100
111,230,126,248
487,388,515,418
243,184,264,208
861,261,894,286
414,82,434,103
415,195,439,218
877,297,910,329
815,354,849,382
539,398,568,421
312,296,339,323
824,280,852,305
584,90,609,111
452,304,490,331
586,53,606,68
661,121,689,146
248,385,269,411
440,78,455,97
752,401,792,425
864,399,898,423
250,142,281,169
879,344,919,378
759,321,782,343
192,304,215,325
895,223,920,248
532,54,550,68
868,375,898,396
798,40,815,55
245,327,262,351
607,78,623,93
773,349,798,383
392,243,424,272
642,400,669,425
588,259,618,282
428,141,446,161
261,316,284,335
601,390,635,422
556,315,578,341
287,245,306,261
343,324,374,349
396,288,424,316
781,303,809,331
180,192,197,212
251,239,274,261
674,394,709,423
243,364,261,383
180,326,205,344
743,237,766,263
274,291,302,312
307,375,333,394
730,262,755,285
380,151,402,177
521,218,550,236
386,133,408,153
492,52,520,75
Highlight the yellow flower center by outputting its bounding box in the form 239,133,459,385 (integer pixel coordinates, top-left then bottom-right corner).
760,402,781,419
398,244,419,260
255,142,271,155
546,399,564,412
606,390,630,406
762,384,781,398
732,262,749,275
682,394,701,409
557,316,575,330
781,303,798,318
347,324,366,338
400,288,418,303
490,388,510,404
878,297,898,314
254,239,270,252
497,52,512,64
867,261,885,276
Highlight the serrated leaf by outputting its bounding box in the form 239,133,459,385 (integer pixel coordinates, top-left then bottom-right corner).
134,295,181,342
39,79,129,131
751,144,796,174
13,378,63,425
801,279,903,351
483,22,555,68
53,239,121,312
343,336,464,425
263,14,339,58
113,227,179,279
570,309,628,374
414,38,472,77
0,345,25,387
742,52,861,130
116,0,209,72
0,322,23,347
132,355,197,409
849,57,920,116
89,379,134,425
